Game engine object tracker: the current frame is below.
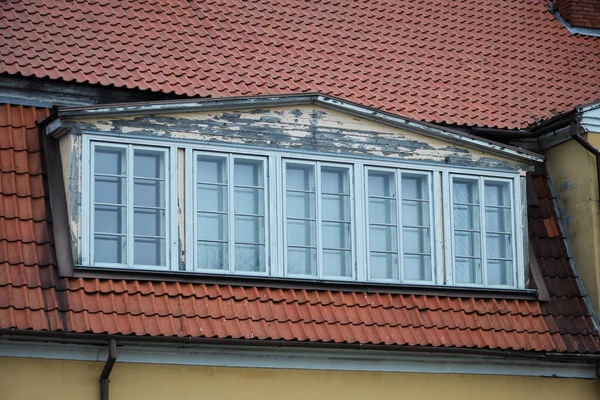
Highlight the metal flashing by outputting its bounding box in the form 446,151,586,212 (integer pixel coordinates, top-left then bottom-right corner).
553,11,600,38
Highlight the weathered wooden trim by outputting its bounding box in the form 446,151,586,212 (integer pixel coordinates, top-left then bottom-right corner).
528,245,550,302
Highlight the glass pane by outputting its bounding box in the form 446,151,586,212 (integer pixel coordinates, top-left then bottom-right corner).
486,233,512,259
95,146,125,175
198,156,226,184
323,250,352,277
134,179,164,207
95,176,125,204
403,227,430,254
323,222,351,249
369,198,396,224
197,242,227,270
321,166,349,194
235,244,265,272
455,257,482,284
235,187,264,215
487,260,514,286
235,215,264,244
402,200,429,227
134,150,164,179
95,205,125,234
94,235,126,264
287,220,316,246
370,253,397,280
286,191,315,219
234,159,263,187
287,247,316,275
454,204,480,230
368,171,395,197
455,231,481,257
134,208,165,236
369,225,397,252
486,207,511,233
404,254,432,281
322,194,350,222
197,213,227,241
402,174,428,200
134,237,165,266
197,184,227,212
453,178,479,204
485,181,510,206
286,164,314,191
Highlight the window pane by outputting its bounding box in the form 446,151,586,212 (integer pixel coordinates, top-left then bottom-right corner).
370,253,397,280
404,254,432,281
287,247,316,275
95,235,126,264
485,182,510,206
235,215,264,244
487,260,513,286
403,227,430,254
323,250,352,277
322,194,350,221
323,222,351,249
402,174,428,200
368,171,395,197
453,179,479,204
95,205,126,234
321,166,349,194
134,237,165,266
286,191,315,219
486,207,511,232
235,244,265,272
198,156,226,184
486,233,512,259
95,176,125,205
287,220,316,246
235,187,264,215
455,257,482,284
134,179,164,207
197,184,227,212
369,198,396,224
95,147,125,175
402,200,429,227
234,159,263,187
455,231,481,257
197,213,227,241
134,150,164,178
287,164,314,191
134,209,165,236
369,225,397,252
197,242,227,270
454,204,480,230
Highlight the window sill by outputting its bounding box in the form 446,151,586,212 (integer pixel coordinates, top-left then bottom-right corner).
73,266,539,301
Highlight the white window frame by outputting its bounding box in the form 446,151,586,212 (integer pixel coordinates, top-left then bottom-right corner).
81,134,525,289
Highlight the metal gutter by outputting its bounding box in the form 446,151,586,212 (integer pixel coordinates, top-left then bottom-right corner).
570,122,600,207
100,339,117,400
1,329,599,363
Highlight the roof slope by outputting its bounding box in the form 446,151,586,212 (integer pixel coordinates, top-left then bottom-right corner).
0,103,598,354
2,0,600,129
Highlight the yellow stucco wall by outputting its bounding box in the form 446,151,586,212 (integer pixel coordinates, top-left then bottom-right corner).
0,357,597,400
546,133,600,316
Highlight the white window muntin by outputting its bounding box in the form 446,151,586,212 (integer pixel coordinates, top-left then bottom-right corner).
449,174,518,288
283,159,356,280
365,167,435,284
89,142,171,270
193,151,270,276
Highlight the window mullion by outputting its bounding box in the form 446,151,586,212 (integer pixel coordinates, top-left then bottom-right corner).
396,170,404,282
126,144,134,268
315,162,323,279
228,154,235,273
479,177,487,286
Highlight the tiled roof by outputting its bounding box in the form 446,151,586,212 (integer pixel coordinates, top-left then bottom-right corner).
2,1,600,129
0,104,598,354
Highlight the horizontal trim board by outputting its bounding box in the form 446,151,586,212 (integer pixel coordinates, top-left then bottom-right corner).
49,93,544,163
0,340,595,379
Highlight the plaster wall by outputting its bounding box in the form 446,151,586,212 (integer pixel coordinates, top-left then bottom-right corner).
0,357,598,400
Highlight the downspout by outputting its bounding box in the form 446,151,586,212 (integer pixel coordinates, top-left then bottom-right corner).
100,339,117,400
570,122,600,207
